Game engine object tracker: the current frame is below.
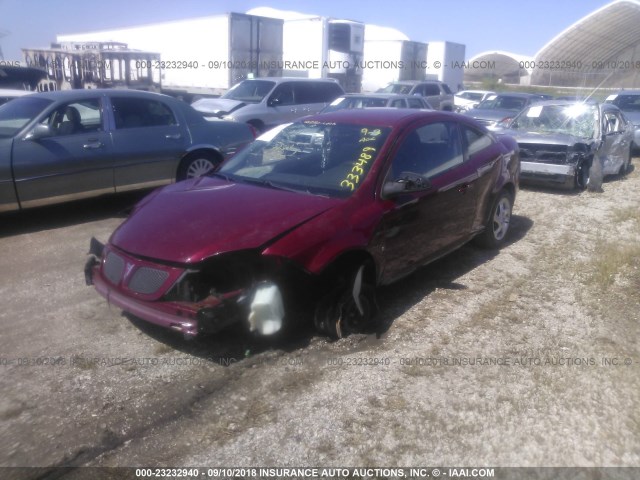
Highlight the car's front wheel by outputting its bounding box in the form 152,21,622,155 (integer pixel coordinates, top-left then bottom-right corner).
314,264,378,339
178,153,220,181
475,190,513,249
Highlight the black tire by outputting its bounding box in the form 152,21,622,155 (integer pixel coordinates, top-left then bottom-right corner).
575,161,590,190
314,265,378,339
475,190,513,249
177,152,219,181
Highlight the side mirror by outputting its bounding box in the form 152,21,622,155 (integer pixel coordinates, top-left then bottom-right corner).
24,124,52,141
382,173,431,197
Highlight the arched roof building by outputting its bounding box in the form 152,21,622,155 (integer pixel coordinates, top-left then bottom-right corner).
464,51,532,84
531,0,640,88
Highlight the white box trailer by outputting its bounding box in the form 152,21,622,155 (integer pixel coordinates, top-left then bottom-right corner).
57,13,283,100
361,25,428,92
426,41,466,93
248,7,365,93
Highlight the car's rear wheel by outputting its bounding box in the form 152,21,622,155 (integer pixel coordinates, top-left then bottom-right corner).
314,265,378,339
475,190,513,249
178,152,220,180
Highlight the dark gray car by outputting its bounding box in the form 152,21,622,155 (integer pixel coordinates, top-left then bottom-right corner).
501,101,633,189
0,89,255,212
464,93,542,130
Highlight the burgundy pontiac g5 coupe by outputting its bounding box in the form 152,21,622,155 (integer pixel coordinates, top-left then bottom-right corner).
86,109,519,339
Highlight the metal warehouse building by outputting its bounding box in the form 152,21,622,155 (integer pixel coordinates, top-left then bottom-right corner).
466,0,640,88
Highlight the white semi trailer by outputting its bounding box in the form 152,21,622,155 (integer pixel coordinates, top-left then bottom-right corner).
426,41,466,92
247,7,365,93
56,12,284,100
361,24,429,92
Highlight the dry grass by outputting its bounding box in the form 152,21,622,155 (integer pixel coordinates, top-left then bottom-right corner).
586,241,640,289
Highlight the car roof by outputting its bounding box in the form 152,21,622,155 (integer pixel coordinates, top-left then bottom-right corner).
302,108,457,128
489,92,540,98
611,90,640,96
339,93,424,100
238,77,340,84
25,88,177,101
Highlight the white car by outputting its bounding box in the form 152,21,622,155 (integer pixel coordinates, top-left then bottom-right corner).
454,90,495,112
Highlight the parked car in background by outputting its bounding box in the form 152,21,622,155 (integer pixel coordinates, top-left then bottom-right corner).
454,90,495,113
377,80,454,111
0,88,32,106
191,77,345,133
0,89,255,212
500,101,633,189
464,92,542,130
86,109,519,340
321,93,432,113
605,90,640,151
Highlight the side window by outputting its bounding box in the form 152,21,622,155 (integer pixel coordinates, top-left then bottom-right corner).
603,111,624,133
45,99,102,136
390,99,405,108
407,98,424,109
112,97,177,129
463,125,494,156
441,84,452,94
295,82,321,104
424,84,441,96
390,122,463,180
268,83,295,106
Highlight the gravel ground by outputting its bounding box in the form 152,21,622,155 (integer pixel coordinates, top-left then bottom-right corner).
0,161,638,478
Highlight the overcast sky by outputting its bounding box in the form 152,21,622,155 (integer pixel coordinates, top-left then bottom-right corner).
1,0,612,62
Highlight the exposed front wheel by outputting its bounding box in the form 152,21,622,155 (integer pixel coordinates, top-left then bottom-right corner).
314,265,378,339
575,161,590,190
475,191,513,249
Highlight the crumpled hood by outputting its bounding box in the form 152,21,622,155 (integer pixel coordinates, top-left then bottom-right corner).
191,98,246,117
110,176,341,264
504,130,593,147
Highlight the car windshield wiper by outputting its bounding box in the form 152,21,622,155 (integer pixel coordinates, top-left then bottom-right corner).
236,176,309,194
210,172,234,181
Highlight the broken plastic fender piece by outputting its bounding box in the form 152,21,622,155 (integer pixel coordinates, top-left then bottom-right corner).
248,282,285,335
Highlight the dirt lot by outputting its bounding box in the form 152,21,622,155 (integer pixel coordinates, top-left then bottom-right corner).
1,161,639,478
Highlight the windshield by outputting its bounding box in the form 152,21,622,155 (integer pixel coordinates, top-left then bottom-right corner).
219,121,391,198
0,96,52,138
323,96,389,112
222,80,276,103
509,103,597,138
476,95,528,112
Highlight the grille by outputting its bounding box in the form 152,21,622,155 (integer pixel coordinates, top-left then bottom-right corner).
519,143,568,163
103,252,125,285
127,267,170,295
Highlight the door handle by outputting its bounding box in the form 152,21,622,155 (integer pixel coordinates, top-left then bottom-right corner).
165,133,182,140
83,140,104,149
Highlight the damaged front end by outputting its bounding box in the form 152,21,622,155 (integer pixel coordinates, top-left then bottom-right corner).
86,238,312,338
518,141,593,189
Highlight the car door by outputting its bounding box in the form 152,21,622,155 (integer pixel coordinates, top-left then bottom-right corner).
11,96,114,208
376,120,477,283
460,124,505,233
109,95,187,191
601,109,631,172
262,82,301,129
